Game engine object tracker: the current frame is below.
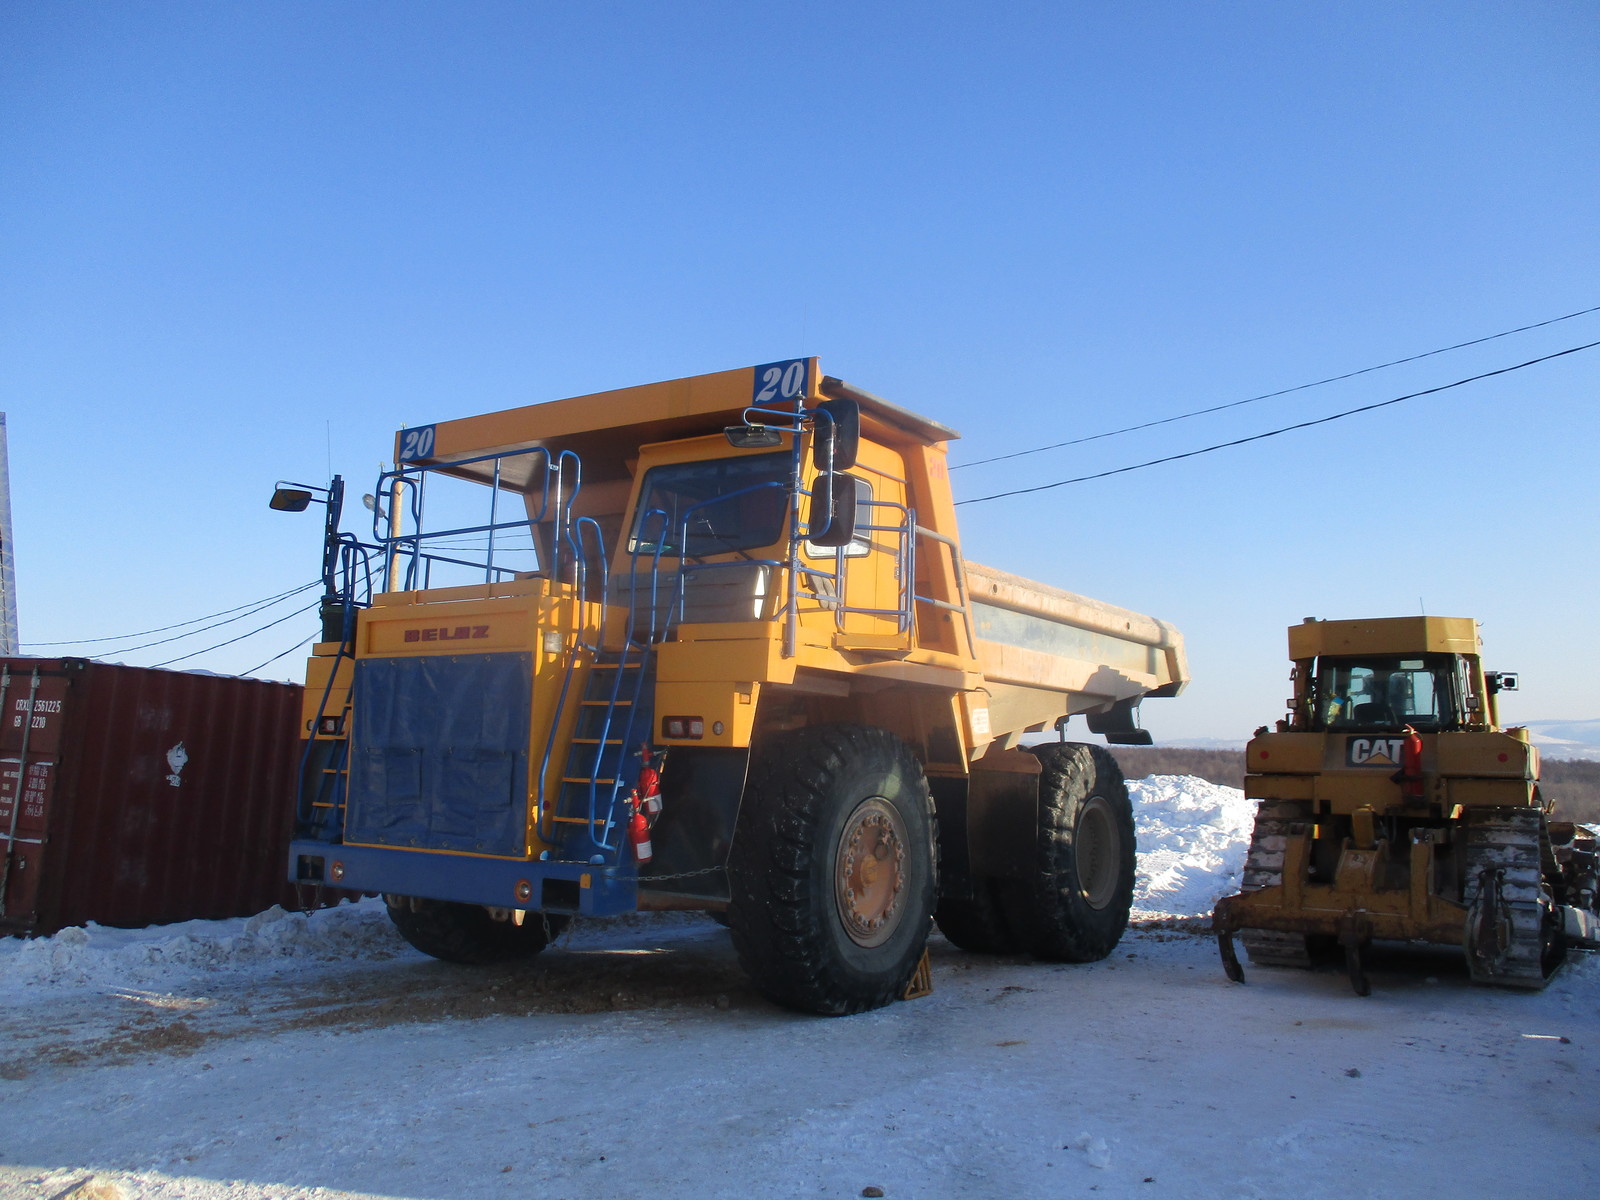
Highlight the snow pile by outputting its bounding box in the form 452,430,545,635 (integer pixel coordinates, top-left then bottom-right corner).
0,899,400,995
1128,774,1256,919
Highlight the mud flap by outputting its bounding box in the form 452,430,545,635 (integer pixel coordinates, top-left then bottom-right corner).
1085,698,1153,747
640,746,751,901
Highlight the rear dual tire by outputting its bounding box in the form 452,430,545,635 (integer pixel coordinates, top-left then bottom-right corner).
935,742,1136,962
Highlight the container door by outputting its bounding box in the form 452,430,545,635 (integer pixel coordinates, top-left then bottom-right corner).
0,668,69,929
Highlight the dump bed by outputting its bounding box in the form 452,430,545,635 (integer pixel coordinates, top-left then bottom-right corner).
963,562,1187,743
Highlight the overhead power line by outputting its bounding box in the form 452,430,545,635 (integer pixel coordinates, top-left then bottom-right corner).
151,599,323,669
41,582,323,658
242,631,319,677
22,580,320,648
955,338,1600,506
952,302,1600,472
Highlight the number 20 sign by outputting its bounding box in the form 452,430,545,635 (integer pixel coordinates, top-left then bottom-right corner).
751,359,811,407
398,425,437,462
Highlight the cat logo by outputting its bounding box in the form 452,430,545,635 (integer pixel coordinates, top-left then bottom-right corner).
1347,736,1405,766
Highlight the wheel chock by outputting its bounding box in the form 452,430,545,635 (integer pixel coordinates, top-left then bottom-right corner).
901,948,933,1000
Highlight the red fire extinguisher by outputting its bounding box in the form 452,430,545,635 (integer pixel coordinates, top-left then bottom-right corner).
629,791,654,864
637,746,662,817
1398,726,1424,800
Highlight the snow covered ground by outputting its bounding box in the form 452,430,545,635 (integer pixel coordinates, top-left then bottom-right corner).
1,775,1595,1200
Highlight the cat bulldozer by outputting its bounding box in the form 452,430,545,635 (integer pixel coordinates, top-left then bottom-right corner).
1214,616,1600,994
273,359,1188,1014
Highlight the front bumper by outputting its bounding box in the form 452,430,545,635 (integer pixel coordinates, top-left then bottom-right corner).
289,839,639,917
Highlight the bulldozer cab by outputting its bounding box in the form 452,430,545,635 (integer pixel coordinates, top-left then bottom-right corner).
1313,654,1465,731
1288,616,1501,734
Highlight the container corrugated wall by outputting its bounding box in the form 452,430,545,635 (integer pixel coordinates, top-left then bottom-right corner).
0,658,321,936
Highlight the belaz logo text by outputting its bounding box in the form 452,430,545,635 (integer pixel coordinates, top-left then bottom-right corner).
1346,736,1405,766
403,625,490,643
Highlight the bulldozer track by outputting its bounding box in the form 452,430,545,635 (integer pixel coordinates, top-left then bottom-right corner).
1462,808,1555,989
1239,799,1314,969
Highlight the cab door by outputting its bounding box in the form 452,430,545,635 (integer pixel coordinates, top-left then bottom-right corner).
801,443,912,652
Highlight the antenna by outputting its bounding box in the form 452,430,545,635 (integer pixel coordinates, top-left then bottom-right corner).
0,414,17,654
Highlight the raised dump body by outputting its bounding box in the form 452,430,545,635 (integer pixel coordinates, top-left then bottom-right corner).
279,359,1189,1013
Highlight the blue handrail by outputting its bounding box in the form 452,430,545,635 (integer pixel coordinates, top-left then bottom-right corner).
374,445,576,591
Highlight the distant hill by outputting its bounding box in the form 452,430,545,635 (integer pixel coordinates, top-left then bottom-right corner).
1521,719,1600,761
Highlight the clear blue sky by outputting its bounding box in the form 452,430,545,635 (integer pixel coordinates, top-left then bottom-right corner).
3,1,1596,739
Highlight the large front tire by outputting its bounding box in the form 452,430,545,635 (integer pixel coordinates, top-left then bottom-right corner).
1009,743,1136,962
728,724,937,1015
385,897,568,965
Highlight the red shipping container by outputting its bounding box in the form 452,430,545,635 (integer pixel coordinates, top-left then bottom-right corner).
0,658,319,936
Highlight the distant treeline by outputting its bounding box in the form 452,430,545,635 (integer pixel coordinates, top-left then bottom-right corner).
1109,747,1600,825
1109,747,1244,790
1540,759,1600,824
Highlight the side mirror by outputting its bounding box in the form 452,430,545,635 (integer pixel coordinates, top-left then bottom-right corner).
807,472,860,548
811,398,860,472
1487,671,1519,693
270,487,314,512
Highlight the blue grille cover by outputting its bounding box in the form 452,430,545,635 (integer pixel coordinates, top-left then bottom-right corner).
345,653,533,857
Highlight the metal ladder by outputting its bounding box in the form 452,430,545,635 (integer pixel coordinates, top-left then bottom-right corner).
541,515,672,865
545,645,655,861
299,697,353,840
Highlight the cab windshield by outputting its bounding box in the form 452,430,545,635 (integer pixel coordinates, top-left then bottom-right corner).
627,452,791,558
1314,654,1461,730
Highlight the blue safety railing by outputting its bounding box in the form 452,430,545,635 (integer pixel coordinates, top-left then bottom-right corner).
373,446,581,591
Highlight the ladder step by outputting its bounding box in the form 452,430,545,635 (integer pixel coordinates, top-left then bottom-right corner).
549,815,605,825
580,699,632,706
571,738,624,746
562,777,617,785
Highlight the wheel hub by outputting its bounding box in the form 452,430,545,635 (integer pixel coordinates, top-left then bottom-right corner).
1075,795,1120,911
835,798,908,948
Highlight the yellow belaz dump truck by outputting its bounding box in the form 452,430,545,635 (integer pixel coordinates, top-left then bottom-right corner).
1214,616,1600,994
277,359,1188,1014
